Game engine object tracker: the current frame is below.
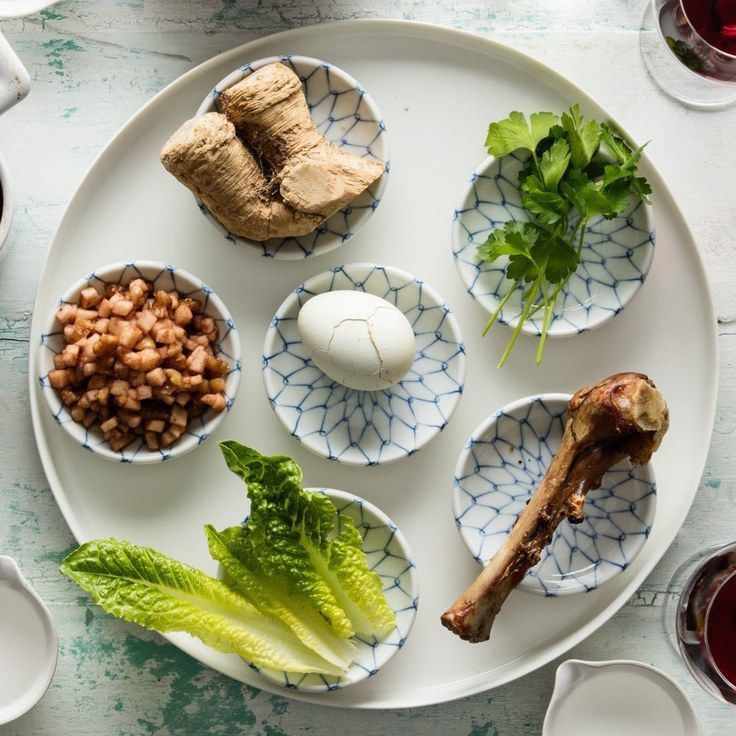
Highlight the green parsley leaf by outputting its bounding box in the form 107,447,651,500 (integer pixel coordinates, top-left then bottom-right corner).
485,111,559,157
560,104,601,170
478,221,532,260
560,169,612,219
599,123,631,163
477,221,540,283
539,139,571,191
600,179,636,218
601,163,632,188
631,176,653,202
600,124,648,174
521,174,569,224
531,233,579,284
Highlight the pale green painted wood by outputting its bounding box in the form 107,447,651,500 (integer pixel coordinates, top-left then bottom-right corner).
0,2,734,734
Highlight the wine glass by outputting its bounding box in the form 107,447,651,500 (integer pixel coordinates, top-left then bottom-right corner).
663,540,736,704
640,0,736,108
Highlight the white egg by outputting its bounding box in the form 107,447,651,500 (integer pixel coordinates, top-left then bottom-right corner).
297,290,416,391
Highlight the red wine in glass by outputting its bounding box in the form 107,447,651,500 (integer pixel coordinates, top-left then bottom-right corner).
683,0,736,55
658,0,736,81
705,570,736,691
674,544,736,704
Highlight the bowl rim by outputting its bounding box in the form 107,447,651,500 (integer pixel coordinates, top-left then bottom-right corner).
452,392,657,595
37,260,242,464
262,261,467,466
451,153,656,338
192,53,390,260
254,486,419,692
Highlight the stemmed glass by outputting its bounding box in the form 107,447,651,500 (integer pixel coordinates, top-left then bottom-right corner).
641,0,736,108
663,541,736,704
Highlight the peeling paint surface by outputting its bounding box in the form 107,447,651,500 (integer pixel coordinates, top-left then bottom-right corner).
0,1,735,734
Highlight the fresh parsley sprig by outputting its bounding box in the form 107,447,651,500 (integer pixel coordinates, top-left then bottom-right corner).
479,105,651,367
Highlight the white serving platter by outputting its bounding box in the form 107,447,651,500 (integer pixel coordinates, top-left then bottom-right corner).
28,20,717,709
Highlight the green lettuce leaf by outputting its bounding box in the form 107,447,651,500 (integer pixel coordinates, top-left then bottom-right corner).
219,441,396,639
205,524,357,671
60,538,342,675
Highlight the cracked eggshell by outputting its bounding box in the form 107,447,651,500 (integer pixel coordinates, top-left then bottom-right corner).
297,290,416,391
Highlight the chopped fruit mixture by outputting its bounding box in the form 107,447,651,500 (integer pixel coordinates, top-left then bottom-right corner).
48,277,230,452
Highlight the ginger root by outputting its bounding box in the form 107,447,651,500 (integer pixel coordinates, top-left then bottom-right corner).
161,63,384,241
220,63,384,219
161,113,321,241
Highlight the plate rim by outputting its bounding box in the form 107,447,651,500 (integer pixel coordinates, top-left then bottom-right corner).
27,18,719,710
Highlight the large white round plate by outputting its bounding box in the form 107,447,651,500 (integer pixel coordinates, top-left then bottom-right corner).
29,20,716,709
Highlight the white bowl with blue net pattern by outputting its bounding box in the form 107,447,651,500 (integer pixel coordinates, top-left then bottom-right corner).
38,261,242,464
263,263,466,466
251,487,418,692
197,54,389,260
453,394,656,596
452,153,655,337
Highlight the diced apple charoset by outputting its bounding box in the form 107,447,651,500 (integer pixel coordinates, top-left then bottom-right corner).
48,276,230,453
56,304,78,324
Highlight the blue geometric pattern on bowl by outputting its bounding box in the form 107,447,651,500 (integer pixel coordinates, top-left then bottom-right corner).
196,54,389,260
262,263,466,466
254,487,419,692
38,261,242,464
452,152,655,337
452,394,656,596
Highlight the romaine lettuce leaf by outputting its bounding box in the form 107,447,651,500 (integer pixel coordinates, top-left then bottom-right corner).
205,524,357,671
60,538,342,675
219,441,396,638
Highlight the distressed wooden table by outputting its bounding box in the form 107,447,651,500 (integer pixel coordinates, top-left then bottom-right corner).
0,2,734,734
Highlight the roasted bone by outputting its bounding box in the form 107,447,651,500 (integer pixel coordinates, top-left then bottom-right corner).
441,372,669,643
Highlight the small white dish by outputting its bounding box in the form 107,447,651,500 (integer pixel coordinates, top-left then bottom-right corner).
196,54,390,260
38,261,242,464
453,394,656,595
543,659,700,736
254,488,418,691
0,557,58,726
0,151,13,262
0,1,60,18
452,152,655,337
262,263,466,465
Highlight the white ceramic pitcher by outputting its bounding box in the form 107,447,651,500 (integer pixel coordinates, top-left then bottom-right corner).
0,29,30,256
0,32,29,115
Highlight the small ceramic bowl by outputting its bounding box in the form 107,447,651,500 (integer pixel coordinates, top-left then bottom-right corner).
253,488,418,692
262,263,466,466
453,394,656,595
452,152,655,336
0,557,57,726
38,261,242,464
543,660,700,736
196,54,390,260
